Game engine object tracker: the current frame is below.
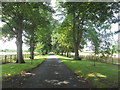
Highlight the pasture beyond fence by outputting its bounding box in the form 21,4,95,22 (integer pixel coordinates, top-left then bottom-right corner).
80,55,119,65
0,53,119,65
0,53,39,64
63,53,119,65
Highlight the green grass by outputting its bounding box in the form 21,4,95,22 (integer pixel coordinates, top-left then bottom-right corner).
1,55,48,81
57,55,119,88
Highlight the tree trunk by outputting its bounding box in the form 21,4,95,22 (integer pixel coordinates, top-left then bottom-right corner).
30,34,35,60
94,56,96,66
16,30,25,63
66,52,69,57
72,12,81,60
61,51,63,55
72,11,84,60
112,55,113,64
30,43,34,60
45,50,48,54
74,42,80,60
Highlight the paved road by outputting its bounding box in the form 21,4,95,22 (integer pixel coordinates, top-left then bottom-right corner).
3,54,90,88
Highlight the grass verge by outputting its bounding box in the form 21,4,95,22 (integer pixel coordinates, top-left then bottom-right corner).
1,55,48,81
57,55,119,88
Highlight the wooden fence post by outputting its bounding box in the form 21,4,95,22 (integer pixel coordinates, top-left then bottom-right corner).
92,56,94,61
23,54,24,59
112,56,113,64
5,55,7,63
93,55,96,66
106,55,108,63
10,55,12,62
14,55,16,61
1,56,3,64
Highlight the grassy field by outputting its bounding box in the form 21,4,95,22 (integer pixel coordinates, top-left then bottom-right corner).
1,55,48,81
57,55,119,88
68,54,119,65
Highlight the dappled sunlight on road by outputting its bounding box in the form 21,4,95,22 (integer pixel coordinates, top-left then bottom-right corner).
44,79,70,85
21,72,36,77
54,71,59,75
78,79,86,82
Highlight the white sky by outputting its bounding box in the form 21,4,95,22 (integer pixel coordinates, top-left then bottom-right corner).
0,1,119,50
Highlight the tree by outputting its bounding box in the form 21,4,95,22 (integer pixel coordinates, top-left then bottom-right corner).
24,2,54,59
36,26,53,55
58,2,119,60
24,23,37,60
2,2,26,63
2,2,54,63
35,13,55,55
52,17,74,56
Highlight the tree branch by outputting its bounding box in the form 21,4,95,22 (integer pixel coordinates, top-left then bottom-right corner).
2,19,16,34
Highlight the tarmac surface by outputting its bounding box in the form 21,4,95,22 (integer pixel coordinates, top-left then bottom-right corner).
2,54,90,88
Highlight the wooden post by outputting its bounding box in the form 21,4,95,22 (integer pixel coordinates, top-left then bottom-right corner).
24,54,26,59
23,54,25,59
5,55,7,63
112,55,113,64
96,55,98,61
10,55,12,62
98,55,100,62
15,55,16,60
31,59,33,64
84,55,86,59
94,55,96,66
92,55,93,61
14,55,16,61
106,55,108,63
1,56,3,64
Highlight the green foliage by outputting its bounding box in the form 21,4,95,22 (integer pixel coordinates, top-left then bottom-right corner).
35,42,44,54
2,24,15,41
2,2,54,62
55,2,118,59
111,45,117,54
1,2,119,61
52,19,74,54
35,14,56,54
36,26,52,54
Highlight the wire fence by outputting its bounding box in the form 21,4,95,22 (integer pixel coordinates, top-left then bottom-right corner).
0,53,39,64
63,53,119,65
81,55,119,64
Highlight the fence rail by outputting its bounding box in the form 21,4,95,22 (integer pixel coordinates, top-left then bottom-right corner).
63,53,119,65
0,54,38,64
80,55,119,64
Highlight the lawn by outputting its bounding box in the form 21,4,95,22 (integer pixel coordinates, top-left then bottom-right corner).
57,55,119,88
1,55,48,81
